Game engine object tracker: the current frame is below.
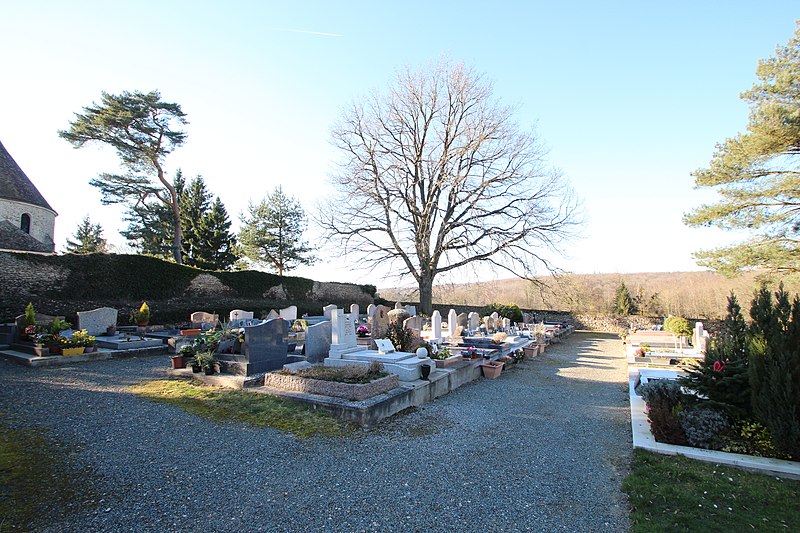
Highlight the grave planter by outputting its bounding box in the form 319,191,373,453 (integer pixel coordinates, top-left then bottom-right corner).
180,328,201,337
479,360,504,379
523,345,539,358
433,354,463,368
171,355,186,369
32,344,50,357
61,347,86,356
263,373,400,401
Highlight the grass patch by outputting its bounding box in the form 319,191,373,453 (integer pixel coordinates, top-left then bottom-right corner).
0,420,100,530
622,449,800,532
130,379,350,438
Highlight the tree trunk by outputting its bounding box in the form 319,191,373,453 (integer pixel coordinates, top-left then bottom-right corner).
155,161,182,265
419,273,434,316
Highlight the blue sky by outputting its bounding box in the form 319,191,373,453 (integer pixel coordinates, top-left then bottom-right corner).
1,2,797,286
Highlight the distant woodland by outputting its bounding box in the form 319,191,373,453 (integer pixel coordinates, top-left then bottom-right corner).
378,271,800,319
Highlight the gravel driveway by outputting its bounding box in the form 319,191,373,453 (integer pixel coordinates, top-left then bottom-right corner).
0,331,631,532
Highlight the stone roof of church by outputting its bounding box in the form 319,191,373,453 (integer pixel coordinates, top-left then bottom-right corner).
0,220,53,252
0,139,56,213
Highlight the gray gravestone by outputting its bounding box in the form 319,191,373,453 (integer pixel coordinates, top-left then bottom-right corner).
304,320,332,363
394,301,403,309
266,309,279,319
388,308,410,326
279,306,297,320
403,315,423,331
457,313,468,328
431,310,442,339
322,304,337,321
404,305,417,316
222,318,288,376
366,304,376,317
77,307,118,336
447,309,458,337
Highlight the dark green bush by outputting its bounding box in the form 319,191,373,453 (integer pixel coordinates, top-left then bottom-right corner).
480,303,523,323
386,322,414,352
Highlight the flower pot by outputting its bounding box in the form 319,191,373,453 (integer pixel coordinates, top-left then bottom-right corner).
480,361,504,379
61,347,86,356
180,328,200,337
33,344,48,357
171,355,185,369
420,363,431,380
106,326,117,336
84,346,96,353
191,365,202,373
203,367,215,376
49,345,61,355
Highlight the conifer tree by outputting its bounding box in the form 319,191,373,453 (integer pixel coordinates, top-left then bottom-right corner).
748,284,800,459
613,281,636,315
190,197,238,270
238,186,315,276
679,293,750,415
65,215,108,254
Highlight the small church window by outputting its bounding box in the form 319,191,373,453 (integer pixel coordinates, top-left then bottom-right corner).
20,213,31,234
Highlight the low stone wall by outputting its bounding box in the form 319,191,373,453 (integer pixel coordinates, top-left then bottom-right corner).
263,372,400,401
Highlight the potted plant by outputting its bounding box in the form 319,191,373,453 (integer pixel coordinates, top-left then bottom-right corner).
194,351,217,375
172,345,194,369
356,325,370,338
59,335,85,356
480,360,504,379
130,302,151,327
72,329,97,353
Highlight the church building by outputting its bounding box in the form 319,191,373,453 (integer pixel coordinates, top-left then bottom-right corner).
0,139,57,252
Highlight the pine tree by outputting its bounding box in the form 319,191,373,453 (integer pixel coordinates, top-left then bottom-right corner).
180,175,212,263
190,197,238,270
613,281,636,315
65,215,108,254
238,186,315,275
679,293,750,415
748,283,800,459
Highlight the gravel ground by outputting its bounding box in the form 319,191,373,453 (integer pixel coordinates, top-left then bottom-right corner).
0,331,631,532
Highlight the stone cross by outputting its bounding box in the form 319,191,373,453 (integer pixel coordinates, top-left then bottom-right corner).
431,310,442,339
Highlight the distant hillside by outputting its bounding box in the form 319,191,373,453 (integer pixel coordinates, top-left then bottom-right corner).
378,270,800,319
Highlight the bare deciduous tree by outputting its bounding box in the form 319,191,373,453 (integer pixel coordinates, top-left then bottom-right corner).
319,60,581,314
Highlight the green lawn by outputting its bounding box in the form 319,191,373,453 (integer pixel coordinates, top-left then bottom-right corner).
130,379,351,438
622,448,800,532
0,421,100,531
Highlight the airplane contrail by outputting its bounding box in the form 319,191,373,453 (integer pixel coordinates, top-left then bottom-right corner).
281,28,342,38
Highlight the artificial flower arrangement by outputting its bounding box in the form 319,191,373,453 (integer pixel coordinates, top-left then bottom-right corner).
356,325,370,337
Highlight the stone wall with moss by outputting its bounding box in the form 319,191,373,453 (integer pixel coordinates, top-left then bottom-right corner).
0,251,376,324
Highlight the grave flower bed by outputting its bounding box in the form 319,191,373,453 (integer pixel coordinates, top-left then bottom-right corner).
638,289,800,463
266,364,399,401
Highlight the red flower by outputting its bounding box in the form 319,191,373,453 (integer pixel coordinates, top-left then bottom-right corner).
713,360,726,372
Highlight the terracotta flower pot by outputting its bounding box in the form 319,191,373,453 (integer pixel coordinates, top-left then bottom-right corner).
480,361,504,379
171,355,185,369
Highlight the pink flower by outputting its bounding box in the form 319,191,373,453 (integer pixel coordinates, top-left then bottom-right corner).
713,360,726,372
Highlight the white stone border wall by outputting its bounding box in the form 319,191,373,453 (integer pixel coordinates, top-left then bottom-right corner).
628,368,800,480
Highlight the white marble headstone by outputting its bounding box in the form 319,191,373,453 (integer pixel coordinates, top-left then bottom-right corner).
350,303,360,321
447,309,458,337
323,304,337,321
431,310,442,339
279,305,297,320
366,304,376,317
77,307,118,336
230,309,254,321
468,312,480,331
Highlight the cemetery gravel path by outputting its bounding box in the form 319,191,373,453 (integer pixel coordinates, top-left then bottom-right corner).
0,331,631,532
